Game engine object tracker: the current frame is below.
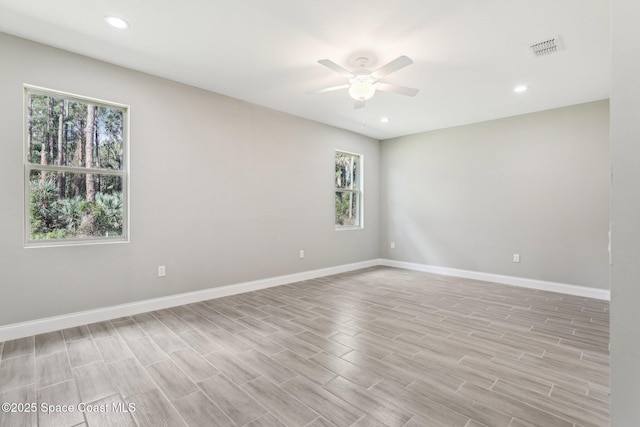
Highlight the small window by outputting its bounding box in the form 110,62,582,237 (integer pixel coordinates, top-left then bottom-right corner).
24,86,129,246
335,150,362,228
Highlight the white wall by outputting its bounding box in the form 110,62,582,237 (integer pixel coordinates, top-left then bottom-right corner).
381,101,610,289
610,0,640,424
0,33,380,327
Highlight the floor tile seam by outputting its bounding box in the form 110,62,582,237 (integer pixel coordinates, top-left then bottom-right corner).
0,379,37,399
180,388,236,426
76,389,125,408
148,385,191,427
0,349,37,362
34,348,74,391
400,378,485,425
476,381,581,427
167,348,221,384
474,356,556,392
585,390,611,405
345,413,367,427
555,339,609,355
62,332,88,344
506,357,606,387
68,364,89,427
451,378,469,393
583,382,612,402
491,359,591,395
88,331,118,340
144,356,204,399
319,378,393,426
399,414,417,427
0,337,36,361
241,374,320,426
489,378,607,424
548,389,611,422
35,378,89,426
579,355,610,369
301,415,322,426
110,323,150,344
548,383,610,415
237,348,301,385
558,331,610,345
538,353,612,375
521,327,562,345
130,368,191,426
67,347,104,371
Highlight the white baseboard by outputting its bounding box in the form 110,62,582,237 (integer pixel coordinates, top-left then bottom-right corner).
0,259,379,342
380,259,611,301
0,258,609,342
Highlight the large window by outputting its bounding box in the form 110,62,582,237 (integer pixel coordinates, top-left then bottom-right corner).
24,86,128,246
335,150,362,228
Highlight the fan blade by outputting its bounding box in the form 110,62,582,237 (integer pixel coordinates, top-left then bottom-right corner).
306,84,350,95
318,59,354,77
354,100,365,109
377,82,419,97
372,55,413,78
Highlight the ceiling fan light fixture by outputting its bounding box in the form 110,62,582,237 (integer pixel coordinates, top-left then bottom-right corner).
312,55,417,106
348,81,376,101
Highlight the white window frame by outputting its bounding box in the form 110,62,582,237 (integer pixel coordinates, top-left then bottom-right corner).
23,85,130,247
335,149,363,230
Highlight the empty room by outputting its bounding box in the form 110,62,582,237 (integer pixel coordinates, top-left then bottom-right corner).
1,0,639,426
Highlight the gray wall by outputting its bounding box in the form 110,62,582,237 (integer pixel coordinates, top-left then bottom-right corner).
0,33,380,327
381,101,610,289
611,0,640,424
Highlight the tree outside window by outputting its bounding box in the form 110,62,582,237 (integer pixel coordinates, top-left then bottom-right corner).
335,151,362,228
24,86,128,245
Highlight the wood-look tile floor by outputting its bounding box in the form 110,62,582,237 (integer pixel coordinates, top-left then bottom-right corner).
0,267,610,427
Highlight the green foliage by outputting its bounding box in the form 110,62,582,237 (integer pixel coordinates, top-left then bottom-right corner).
335,192,357,226
335,152,358,189
58,195,84,231
335,192,349,226
29,178,123,240
29,178,59,235
93,192,124,235
27,90,126,242
335,152,359,226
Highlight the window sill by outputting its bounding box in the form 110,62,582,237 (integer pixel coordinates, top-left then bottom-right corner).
25,237,129,249
335,226,363,231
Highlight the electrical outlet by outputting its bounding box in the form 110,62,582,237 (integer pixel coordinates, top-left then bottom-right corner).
390,242,395,249
158,265,166,277
299,250,304,259
513,254,520,263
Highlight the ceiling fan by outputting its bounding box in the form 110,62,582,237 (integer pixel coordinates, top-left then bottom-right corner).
307,55,419,109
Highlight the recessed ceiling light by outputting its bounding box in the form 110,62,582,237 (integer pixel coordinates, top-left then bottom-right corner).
105,16,129,29
514,85,528,93
380,117,390,123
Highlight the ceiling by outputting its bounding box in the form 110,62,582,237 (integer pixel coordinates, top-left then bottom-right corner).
0,0,609,140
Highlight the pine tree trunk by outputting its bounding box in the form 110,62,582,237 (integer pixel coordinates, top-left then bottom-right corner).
48,98,55,165
348,157,354,220
74,111,86,198
85,104,96,202
40,102,49,185
57,99,66,198
94,122,100,192
27,97,33,162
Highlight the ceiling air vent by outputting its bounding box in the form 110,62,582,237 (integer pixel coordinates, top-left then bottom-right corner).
529,36,563,57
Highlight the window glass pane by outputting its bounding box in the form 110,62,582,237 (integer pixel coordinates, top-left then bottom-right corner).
335,191,359,226
28,170,124,240
26,93,124,170
335,152,359,190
